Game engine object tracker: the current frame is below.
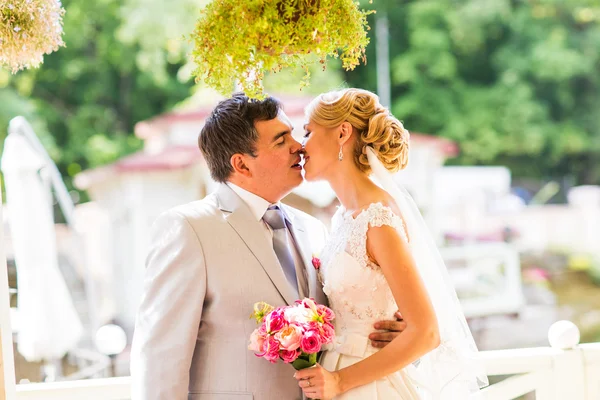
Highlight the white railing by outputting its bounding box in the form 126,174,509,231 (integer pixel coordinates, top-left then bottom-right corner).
440,243,525,319
16,377,130,400
13,324,600,400
479,342,600,399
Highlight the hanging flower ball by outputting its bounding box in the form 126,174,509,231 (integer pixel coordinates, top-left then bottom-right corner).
0,0,66,73
190,0,373,99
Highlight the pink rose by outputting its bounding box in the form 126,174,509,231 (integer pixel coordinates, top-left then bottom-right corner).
274,324,303,351
258,335,281,363
300,329,322,354
265,309,286,333
321,322,335,345
248,328,267,353
317,305,335,323
280,349,300,363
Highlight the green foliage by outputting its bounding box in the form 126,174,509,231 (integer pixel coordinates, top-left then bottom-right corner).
345,0,600,184
190,0,372,98
0,0,193,191
263,59,345,95
116,0,210,82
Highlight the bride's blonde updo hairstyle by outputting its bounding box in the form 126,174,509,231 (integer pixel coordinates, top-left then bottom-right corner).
305,88,409,174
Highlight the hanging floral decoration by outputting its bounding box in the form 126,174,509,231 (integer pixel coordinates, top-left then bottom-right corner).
0,0,66,73
190,0,373,99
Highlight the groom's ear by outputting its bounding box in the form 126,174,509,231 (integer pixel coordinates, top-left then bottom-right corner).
230,154,252,177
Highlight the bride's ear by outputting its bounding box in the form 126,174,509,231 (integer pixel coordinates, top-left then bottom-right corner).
338,122,353,146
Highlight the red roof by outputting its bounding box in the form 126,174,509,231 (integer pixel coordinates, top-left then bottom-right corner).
410,133,458,157
134,92,318,139
74,145,202,190
114,145,201,172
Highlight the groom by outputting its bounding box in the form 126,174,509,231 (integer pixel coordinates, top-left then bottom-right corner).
130,93,406,400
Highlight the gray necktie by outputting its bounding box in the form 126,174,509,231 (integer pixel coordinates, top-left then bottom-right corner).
263,205,299,299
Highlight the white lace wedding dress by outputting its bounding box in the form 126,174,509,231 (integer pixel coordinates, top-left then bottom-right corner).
319,202,422,399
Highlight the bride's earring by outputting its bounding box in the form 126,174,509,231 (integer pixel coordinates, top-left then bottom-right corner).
338,146,343,161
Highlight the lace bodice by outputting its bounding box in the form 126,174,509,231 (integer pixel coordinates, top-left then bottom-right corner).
319,202,408,337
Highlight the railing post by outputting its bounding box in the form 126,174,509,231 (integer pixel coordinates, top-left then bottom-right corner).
0,192,16,399
0,330,5,400
534,370,556,400
583,344,600,399
551,348,586,399
547,321,586,400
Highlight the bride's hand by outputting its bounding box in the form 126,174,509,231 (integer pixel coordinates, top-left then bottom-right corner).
294,363,342,400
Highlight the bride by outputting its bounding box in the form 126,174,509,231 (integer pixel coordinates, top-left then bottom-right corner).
294,88,487,399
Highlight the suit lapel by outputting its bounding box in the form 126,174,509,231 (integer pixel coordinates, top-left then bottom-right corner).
217,184,298,306
283,206,328,306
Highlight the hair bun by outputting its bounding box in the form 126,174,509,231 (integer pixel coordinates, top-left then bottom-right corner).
358,108,409,173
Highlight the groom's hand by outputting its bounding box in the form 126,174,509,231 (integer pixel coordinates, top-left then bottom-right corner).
369,311,406,348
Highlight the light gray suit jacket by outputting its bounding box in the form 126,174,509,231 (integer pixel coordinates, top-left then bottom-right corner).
131,183,328,400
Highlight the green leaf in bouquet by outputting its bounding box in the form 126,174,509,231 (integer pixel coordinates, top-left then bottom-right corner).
291,351,318,370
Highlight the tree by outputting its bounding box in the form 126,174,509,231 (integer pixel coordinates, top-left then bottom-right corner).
347,0,600,184
0,0,194,192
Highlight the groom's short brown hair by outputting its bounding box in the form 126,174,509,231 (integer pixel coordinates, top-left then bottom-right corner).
198,92,282,183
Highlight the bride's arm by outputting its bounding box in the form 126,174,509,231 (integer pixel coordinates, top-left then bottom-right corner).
295,224,440,399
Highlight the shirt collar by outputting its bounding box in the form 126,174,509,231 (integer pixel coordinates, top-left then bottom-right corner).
226,182,283,222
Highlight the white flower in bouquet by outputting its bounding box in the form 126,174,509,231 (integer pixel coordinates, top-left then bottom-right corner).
284,303,316,325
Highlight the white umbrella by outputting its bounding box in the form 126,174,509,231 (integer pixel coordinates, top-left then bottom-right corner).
1,117,83,362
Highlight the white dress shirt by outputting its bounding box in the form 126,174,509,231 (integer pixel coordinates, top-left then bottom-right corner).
227,182,308,297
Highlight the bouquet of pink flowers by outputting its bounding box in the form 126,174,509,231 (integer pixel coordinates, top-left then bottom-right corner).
248,298,335,370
